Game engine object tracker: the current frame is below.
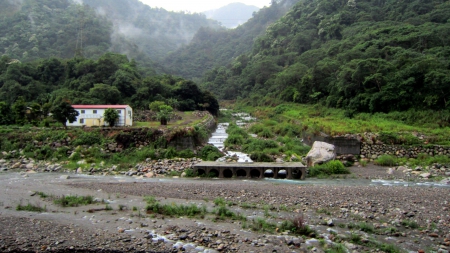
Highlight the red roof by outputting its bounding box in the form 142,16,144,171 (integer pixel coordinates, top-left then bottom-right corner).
71,105,130,109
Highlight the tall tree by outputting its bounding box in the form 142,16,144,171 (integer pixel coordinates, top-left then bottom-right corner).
104,108,119,127
51,101,79,129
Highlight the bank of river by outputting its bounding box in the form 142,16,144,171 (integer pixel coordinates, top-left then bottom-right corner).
1,169,449,253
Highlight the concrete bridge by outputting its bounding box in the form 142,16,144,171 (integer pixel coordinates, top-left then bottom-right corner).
193,162,306,180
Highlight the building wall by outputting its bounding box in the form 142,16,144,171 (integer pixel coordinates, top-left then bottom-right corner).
67,107,132,127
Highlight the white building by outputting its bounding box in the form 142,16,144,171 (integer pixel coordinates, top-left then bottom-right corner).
67,105,133,127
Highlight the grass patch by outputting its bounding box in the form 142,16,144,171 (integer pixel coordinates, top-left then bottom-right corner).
215,206,246,221
248,217,277,233
145,196,206,218
308,160,350,177
16,203,46,212
401,219,419,229
374,155,397,166
279,215,315,236
358,222,375,233
53,195,95,207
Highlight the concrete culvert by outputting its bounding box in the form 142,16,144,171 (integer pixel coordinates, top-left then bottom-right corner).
197,169,206,176
278,170,287,179
209,169,219,177
250,169,261,178
236,169,247,177
292,170,302,180
223,169,233,178
264,169,274,178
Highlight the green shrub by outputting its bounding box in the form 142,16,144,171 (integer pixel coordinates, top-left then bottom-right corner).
248,123,265,134
226,123,248,138
200,145,222,161
258,127,274,138
16,203,46,212
183,168,197,177
374,155,397,166
242,139,279,153
35,145,53,160
164,147,177,158
274,104,290,114
54,195,95,207
178,149,195,158
249,218,277,233
224,134,245,146
250,152,274,162
72,131,103,146
308,160,350,177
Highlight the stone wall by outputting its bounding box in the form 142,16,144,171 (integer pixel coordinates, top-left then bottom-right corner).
361,143,450,160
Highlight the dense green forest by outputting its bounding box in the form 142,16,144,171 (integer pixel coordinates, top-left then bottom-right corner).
162,0,300,80
201,0,450,115
0,53,219,125
0,0,222,67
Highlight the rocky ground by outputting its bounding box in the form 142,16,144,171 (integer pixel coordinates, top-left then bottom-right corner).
0,163,449,253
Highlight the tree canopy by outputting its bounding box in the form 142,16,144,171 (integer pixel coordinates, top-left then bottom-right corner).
199,0,450,115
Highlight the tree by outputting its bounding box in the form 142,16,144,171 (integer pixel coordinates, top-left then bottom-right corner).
11,96,27,125
0,102,13,125
149,101,165,111
104,108,119,127
51,101,79,129
156,105,173,125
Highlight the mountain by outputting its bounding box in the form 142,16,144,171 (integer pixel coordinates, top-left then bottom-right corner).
0,0,222,66
162,0,300,80
81,0,222,61
200,0,450,114
203,2,260,28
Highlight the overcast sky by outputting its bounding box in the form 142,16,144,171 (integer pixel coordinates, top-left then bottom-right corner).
139,0,269,13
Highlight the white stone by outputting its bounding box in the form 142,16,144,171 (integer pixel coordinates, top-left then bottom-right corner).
305,141,336,166
420,173,431,178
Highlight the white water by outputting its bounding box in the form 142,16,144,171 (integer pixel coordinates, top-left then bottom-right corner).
207,113,256,163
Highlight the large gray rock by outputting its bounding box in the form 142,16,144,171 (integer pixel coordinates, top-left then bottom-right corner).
305,141,336,166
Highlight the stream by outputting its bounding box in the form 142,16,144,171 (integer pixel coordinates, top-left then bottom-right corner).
204,112,450,188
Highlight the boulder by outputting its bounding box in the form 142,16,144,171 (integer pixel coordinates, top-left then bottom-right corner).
305,141,336,166
420,173,431,178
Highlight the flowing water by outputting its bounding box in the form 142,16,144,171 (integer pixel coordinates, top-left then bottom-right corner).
204,112,450,188
207,112,255,163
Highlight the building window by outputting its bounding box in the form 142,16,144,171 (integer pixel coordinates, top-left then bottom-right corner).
81,110,85,114
80,119,84,124
93,110,97,114
117,110,121,114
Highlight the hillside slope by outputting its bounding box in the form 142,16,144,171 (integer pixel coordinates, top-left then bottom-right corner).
201,0,450,114
162,0,300,80
0,0,222,65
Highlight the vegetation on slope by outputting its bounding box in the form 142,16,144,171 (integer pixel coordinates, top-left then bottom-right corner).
203,0,450,117
162,0,300,80
0,52,219,126
0,0,222,69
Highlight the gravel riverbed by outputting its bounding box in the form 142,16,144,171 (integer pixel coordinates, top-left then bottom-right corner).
0,166,449,253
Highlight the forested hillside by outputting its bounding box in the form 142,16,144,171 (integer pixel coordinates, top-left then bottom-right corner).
162,0,300,80
0,0,222,66
202,0,450,114
0,53,219,125
81,0,222,61
0,0,112,61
